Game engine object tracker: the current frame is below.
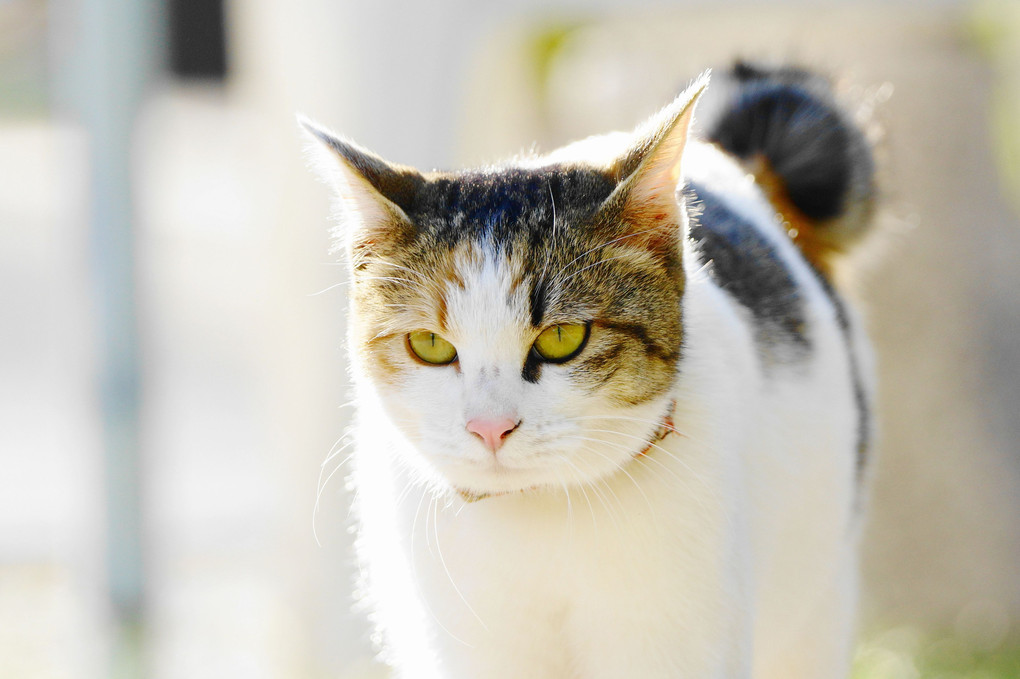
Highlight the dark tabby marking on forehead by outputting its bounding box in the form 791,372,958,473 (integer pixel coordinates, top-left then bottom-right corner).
529,278,549,328
404,166,616,254
687,182,809,363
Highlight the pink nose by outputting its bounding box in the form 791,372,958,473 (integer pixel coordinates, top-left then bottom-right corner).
466,417,519,453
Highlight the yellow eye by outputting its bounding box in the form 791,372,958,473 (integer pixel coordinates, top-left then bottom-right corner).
407,330,458,365
533,323,589,362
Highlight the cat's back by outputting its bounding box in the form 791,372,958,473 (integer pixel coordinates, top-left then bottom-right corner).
681,63,875,460
673,68,877,676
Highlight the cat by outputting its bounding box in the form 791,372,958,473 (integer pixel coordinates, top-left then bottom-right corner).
302,61,876,679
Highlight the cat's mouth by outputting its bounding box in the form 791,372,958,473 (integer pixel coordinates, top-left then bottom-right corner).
453,400,678,503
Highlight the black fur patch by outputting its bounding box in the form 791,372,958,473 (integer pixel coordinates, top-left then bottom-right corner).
811,272,871,480
521,354,542,384
687,182,810,361
704,62,874,483
708,63,856,222
529,277,548,328
689,179,870,477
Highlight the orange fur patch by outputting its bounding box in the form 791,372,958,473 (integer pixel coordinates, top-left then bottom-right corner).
750,156,834,277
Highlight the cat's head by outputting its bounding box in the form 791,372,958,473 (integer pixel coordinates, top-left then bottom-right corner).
304,77,706,499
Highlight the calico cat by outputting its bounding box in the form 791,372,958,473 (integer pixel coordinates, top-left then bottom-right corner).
303,62,876,679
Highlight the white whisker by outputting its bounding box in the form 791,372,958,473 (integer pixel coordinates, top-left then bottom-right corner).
567,413,688,439
313,445,356,547
561,435,657,525
406,487,475,648
559,456,598,531
433,493,489,632
537,180,559,291
308,280,350,297
560,252,643,285
579,427,715,496
554,226,663,279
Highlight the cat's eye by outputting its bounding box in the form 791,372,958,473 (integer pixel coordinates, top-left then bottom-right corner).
533,323,589,362
407,330,458,365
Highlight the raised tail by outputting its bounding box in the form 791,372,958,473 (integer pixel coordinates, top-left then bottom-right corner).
704,62,877,269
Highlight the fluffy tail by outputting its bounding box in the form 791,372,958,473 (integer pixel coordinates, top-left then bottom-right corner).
705,62,876,268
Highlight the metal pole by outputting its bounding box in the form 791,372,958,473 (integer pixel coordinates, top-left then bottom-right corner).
50,0,163,675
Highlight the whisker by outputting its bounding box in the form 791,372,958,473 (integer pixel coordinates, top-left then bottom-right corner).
320,433,348,465
355,275,420,287
362,259,431,283
433,494,489,632
579,427,715,494
562,435,657,525
553,226,663,279
308,280,350,297
313,447,356,547
321,437,356,469
536,180,559,292
559,457,598,531
558,433,706,509
409,486,428,568
563,455,621,532
560,252,643,285
632,451,715,517
395,471,422,508
407,486,475,648
348,274,440,302
567,413,689,439
587,473,622,532
550,461,574,538
595,474,627,530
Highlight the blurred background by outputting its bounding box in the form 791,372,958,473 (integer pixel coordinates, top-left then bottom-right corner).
1,0,1019,677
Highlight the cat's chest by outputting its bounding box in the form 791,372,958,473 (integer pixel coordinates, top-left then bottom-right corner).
390,441,720,600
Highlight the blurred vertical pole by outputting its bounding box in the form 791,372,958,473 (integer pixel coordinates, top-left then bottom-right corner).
49,0,164,676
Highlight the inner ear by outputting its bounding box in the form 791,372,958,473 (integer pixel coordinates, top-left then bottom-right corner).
300,117,424,261
598,76,708,254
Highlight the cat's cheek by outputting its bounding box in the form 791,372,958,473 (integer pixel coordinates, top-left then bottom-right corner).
595,337,680,406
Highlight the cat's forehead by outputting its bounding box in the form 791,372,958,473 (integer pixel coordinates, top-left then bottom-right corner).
441,244,533,348
407,165,616,247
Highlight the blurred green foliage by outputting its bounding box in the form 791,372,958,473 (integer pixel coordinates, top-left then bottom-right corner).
527,19,588,107
969,0,1020,217
853,632,1020,679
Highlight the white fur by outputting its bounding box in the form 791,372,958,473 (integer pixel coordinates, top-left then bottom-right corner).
346,140,870,679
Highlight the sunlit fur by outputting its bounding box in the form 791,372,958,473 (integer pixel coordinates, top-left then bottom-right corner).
304,66,876,679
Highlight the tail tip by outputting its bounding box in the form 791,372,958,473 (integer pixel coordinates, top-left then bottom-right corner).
707,61,877,254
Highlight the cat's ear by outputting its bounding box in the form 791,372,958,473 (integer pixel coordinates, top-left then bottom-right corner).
602,74,709,252
300,116,423,260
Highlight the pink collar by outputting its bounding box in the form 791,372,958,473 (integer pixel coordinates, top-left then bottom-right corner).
635,400,678,458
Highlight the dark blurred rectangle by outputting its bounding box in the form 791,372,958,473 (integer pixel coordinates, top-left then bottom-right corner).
168,0,227,80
